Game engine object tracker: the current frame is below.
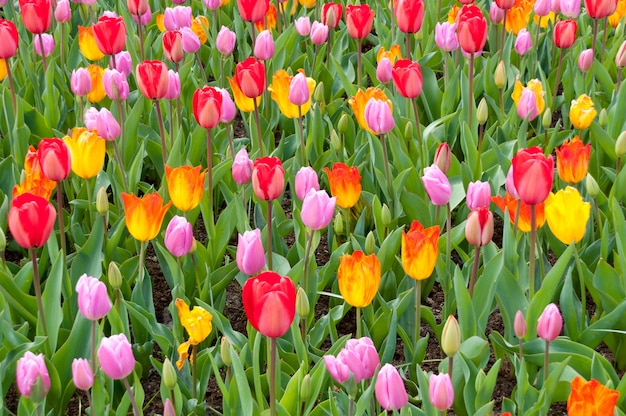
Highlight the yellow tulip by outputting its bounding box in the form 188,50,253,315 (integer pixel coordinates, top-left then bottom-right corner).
175,298,213,370
545,186,590,245
78,26,105,61
268,69,316,119
86,64,106,103
156,14,165,32
165,165,206,212
348,87,392,134
64,127,106,179
0,59,7,81
512,77,545,115
447,4,460,23
337,250,381,308
192,16,209,44
534,12,555,29
121,192,172,242
228,76,261,113
609,0,626,28
569,94,597,130
377,44,402,64
402,220,440,281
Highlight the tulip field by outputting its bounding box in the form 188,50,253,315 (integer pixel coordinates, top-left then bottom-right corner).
3,0,626,413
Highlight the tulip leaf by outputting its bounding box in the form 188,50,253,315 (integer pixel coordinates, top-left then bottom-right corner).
70,216,104,284
0,268,37,325
41,251,63,352
454,265,477,339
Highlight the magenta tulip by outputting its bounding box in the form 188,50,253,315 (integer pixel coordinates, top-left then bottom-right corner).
422,165,452,206
84,107,121,140
216,26,236,56
16,352,50,400
288,72,310,106
364,98,394,135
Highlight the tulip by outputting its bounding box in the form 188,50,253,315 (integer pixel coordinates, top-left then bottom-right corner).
217,88,236,123
434,143,451,174
535,0,552,14
512,147,554,206
102,69,129,101
338,250,381,308
457,5,488,55
237,0,269,22
98,334,135,379
517,88,540,120
163,399,175,416
93,16,126,56
364,98,394,135
8,193,56,249
578,48,593,72
131,7,152,25
376,58,393,84
72,358,94,390
163,6,192,30
491,192,547,232
422,164,452,206
16,352,50,400
567,377,620,416
514,28,532,55
180,27,200,54
392,59,423,98
268,70,316,119
348,87,391,134
429,373,454,411
76,274,112,320
301,189,336,230
295,16,311,35
490,2,505,24
496,0,516,8
232,148,253,184
295,166,320,200
569,94,597,129
110,51,132,76
554,19,577,49
236,229,266,275
441,315,461,357
228,76,259,112
505,165,520,199
254,30,274,60
164,70,180,100
252,156,284,200
242,271,296,338
37,138,72,181
512,78,545,121
127,0,149,16
323,355,351,383
561,0,582,16
537,303,563,341
84,107,120,140
121,192,172,242
402,220,440,280
64,128,106,179
175,298,213,369
616,40,626,67
235,57,265,98
165,165,205,212
321,2,343,29
216,26,236,56
555,136,590,183
204,0,221,9
12,146,56,201
465,181,490,210
514,310,527,338
165,215,193,257
86,64,106,103
19,0,51,34
288,72,311,106
435,22,459,52
310,21,329,45
395,0,425,33
32,34,54,58
78,26,105,61
375,364,408,411
191,16,209,44
345,4,374,39
162,30,184,63
324,163,362,209
0,20,18,61
193,86,223,129
136,60,170,100
338,337,380,382
545,186,590,244
466,208,494,247
584,0,618,18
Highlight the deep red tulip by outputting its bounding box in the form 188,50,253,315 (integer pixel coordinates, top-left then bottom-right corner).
512,146,554,206
457,4,488,55
19,0,51,34
92,16,126,56
395,0,425,34
242,271,296,338
237,0,269,22
38,138,72,181
235,57,265,98
162,30,184,63
127,0,149,16
345,4,374,39
553,20,577,49
321,2,343,29
584,0,618,18
252,156,284,201
136,60,169,100
193,86,223,129
0,19,19,59
8,192,56,249
392,59,423,98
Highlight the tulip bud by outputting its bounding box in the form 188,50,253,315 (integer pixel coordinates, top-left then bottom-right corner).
616,131,626,158
404,121,413,142
477,98,488,125
221,336,232,366
465,208,494,247
163,398,175,416
254,30,274,60
585,174,600,198
514,310,527,338
314,81,325,103
338,113,350,134
334,213,344,234
495,61,506,89
0,228,6,253
162,357,177,389
96,186,108,216
434,143,451,174
71,358,94,390
301,374,311,401
108,261,123,290
616,40,626,67
542,107,552,129
296,287,310,319
381,204,391,227
441,315,460,357
365,231,376,254
330,130,341,151
537,303,562,341
599,108,608,127
577,48,593,72
429,373,454,411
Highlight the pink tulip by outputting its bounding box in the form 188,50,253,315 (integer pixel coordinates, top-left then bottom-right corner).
131,7,151,25
514,28,532,55
164,70,181,100
323,355,351,383
97,334,135,380
537,303,562,341
465,208,494,247
466,180,491,210
163,6,192,30
288,72,310,106
54,0,71,23
180,26,201,53
295,166,320,200
533,0,551,14
514,310,527,338
342,337,379,381
218,88,236,123
561,0,581,17
232,148,253,184
551,0,562,13
111,51,132,76
578,48,593,72
295,16,311,36
163,398,176,416
490,2,505,24
165,215,193,257
434,143,451,174
429,373,454,410
364,98,394,135
310,21,329,45
435,22,459,52
376,57,393,84
34,33,54,57
505,165,520,199
616,40,626,67
76,274,112,320
103,69,129,101
216,26,236,56
254,30,274,60
236,229,266,275
516,88,539,121
301,189,336,230
204,0,220,9
375,364,408,411
16,352,50,400
422,165,452,206
84,107,121,141
71,68,92,96
72,358,94,390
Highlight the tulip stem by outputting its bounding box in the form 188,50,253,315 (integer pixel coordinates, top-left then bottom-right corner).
155,99,168,170
196,52,208,85
519,336,523,361
591,18,598,56
5,59,17,111
500,14,506,62
253,99,265,157
91,320,97,375
532,21,541,78
468,54,474,132
113,141,128,193
269,337,277,416
37,34,48,73
469,246,481,298
267,201,273,270
311,44,319,74
573,244,587,332
207,128,214,226
192,344,198,399
529,204,537,299
617,68,623,91
303,229,314,299
381,134,394,214
356,307,361,338
86,178,94,226
326,31,333,68
56,182,67,259
415,279,421,345
513,200,521,234
406,32,411,61
227,124,235,160
594,198,603,236
298,106,306,167
344,207,351,240
551,49,564,109
617,156,621,178
138,241,146,284
122,377,141,416
448,355,454,381
543,340,550,383
357,38,362,90
137,18,145,61
498,88,504,122
446,202,451,282
411,98,425,172
30,248,49,345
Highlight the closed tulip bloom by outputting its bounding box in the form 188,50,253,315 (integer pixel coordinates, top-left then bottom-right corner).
577,48,593,72
505,165,520,199
165,215,193,257
254,30,274,60
364,98,394,135
0,19,19,59
324,163,362,208
19,0,51,34
514,28,532,55
514,310,527,338
429,373,454,411
180,27,200,53
496,0,516,8
64,128,106,178
127,0,149,16
490,2,505,24
434,143,451,174
545,186,590,244
121,192,172,242
163,6,192,30
402,220,439,280
349,87,392,134
569,94,597,129
204,0,221,9
215,88,235,123
346,4,375,39
84,107,120,141
237,0,269,22
466,208,494,247
584,0,618,17
556,136,590,183
288,72,311,106
295,16,311,35
554,20,577,48
136,60,170,100
512,147,554,206
321,2,343,29
131,7,151,25
102,69,129,101
92,16,126,55
561,0,582,16
337,337,380,382
242,271,296,338
165,165,205,212
113,50,133,74
537,303,562,341
8,193,56,249
535,0,552,14
310,21,329,44
76,274,112,320
164,70,181,100
422,165,452,206
376,58,393,84
78,26,105,61
71,358,94,390
232,148,253,184
235,57,265,98
33,34,55,57
236,229,266,275
216,26,236,56
295,166,320,200
616,40,626,67
86,64,106,103
338,250,381,307
162,30,184,63
252,156,284,200
466,181,491,210
163,399,175,416
301,189,336,230
37,138,71,181
193,86,223,129
395,0,425,33
16,352,50,399
567,377,619,416
98,334,135,379
54,0,71,23
392,59,423,98
457,5,488,55
435,22,459,52
376,364,408,411
323,355,351,383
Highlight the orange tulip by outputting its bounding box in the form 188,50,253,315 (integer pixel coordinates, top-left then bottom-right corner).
555,136,591,184
491,192,546,233
505,0,533,34
609,0,626,27
402,220,440,281
337,250,381,308
254,3,277,32
121,192,172,242
12,145,56,200
86,64,106,103
567,376,619,416
376,44,402,64
447,4,460,22
165,165,206,212
323,163,362,209
348,87,392,134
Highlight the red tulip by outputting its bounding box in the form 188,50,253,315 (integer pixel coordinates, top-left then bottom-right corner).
8,192,56,249
584,0,618,18
495,0,516,9
392,59,423,98
242,271,296,338
252,156,284,201
457,5,488,55
136,60,170,100
553,20,577,49
395,0,425,34
37,138,72,181
345,4,375,39
322,2,343,29
237,0,269,22
193,86,223,129
235,57,265,98
0,19,19,59
512,146,554,206
162,30,184,63
127,0,149,16
18,0,51,35
92,16,126,56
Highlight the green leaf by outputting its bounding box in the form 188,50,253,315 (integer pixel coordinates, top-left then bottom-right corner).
42,251,64,351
